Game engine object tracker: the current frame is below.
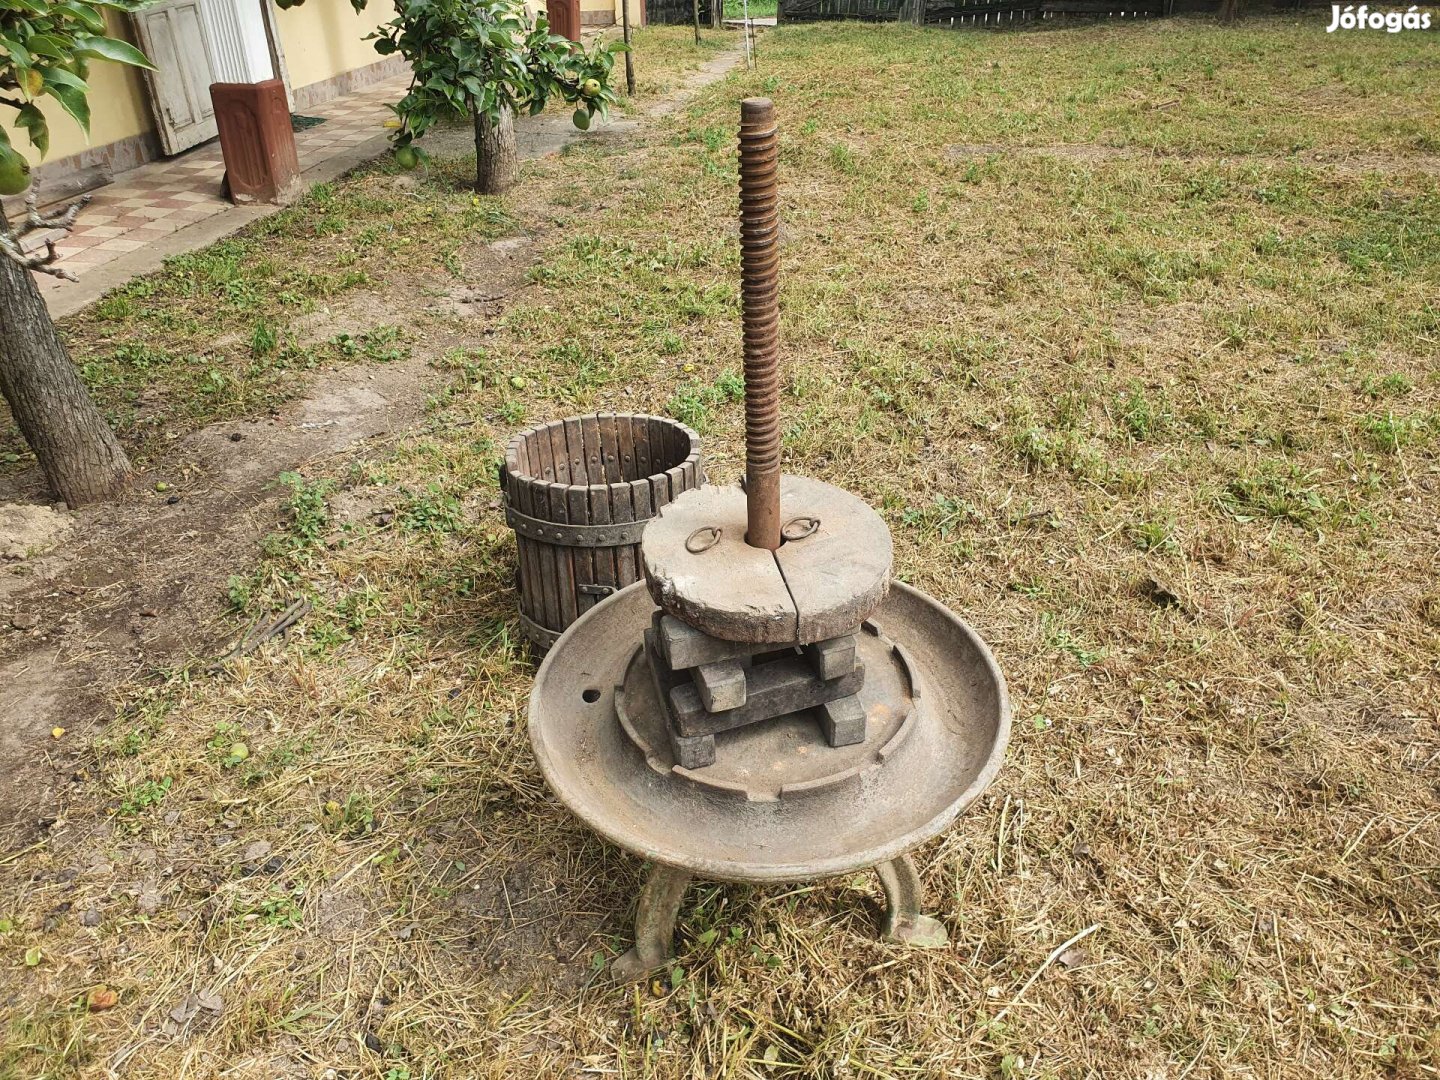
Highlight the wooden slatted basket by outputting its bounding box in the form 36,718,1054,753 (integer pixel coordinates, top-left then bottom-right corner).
501,414,703,653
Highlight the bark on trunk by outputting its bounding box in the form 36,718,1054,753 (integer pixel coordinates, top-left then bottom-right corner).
473,104,519,196
0,223,131,508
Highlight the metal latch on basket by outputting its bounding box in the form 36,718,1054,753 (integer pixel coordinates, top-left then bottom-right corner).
578,584,616,597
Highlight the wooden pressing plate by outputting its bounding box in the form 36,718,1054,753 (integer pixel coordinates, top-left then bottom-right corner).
641,475,893,644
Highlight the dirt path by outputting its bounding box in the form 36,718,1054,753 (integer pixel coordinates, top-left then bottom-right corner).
0,40,746,840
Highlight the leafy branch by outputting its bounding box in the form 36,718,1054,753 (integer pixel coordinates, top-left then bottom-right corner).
1,0,155,195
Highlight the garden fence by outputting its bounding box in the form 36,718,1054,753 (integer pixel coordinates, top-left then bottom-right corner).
777,0,1306,22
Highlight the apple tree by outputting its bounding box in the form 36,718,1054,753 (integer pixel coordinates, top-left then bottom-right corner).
1,0,153,506
361,0,628,194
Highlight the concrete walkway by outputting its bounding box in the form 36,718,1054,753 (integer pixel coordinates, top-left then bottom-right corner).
38,76,410,318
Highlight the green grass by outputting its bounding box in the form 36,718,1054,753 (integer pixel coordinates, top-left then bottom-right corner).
724,0,777,16
1,180,506,469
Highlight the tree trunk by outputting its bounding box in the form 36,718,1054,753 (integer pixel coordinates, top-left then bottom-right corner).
0,224,132,508
473,104,519,196
621,0,635,97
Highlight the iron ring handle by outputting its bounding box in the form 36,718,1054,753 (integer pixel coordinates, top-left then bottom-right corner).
686,526,722,554
781,516,820,542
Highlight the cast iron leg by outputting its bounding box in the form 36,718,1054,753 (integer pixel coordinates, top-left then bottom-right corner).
611,863,693,982
875,854,949,948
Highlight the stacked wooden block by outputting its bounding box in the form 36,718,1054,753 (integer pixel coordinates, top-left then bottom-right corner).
646,613,867,769
639,476,893,771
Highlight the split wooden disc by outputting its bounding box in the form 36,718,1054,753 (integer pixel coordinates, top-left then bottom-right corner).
641,474,892,644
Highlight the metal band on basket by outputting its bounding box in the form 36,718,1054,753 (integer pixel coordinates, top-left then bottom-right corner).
504,505,649,548
519,611,562,649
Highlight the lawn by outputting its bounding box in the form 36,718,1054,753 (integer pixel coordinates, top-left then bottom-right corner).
725,0,779,17
2,14,1438,1079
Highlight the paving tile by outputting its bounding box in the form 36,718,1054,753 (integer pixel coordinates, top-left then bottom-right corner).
54,253,106,271
171,207,224,224
59,233,106,250
94,237,146,253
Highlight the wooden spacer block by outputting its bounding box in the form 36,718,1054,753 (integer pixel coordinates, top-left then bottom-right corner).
695,660,748,712
645,626,716,768
668,728,716,769
671,655,865,738
803,635,857,681
818,695,867,748
656,613,778,670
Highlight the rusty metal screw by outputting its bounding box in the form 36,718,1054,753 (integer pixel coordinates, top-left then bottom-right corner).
739,97,782,552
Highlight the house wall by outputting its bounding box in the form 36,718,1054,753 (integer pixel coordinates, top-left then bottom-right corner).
582,0,645,28
273,0,401,102
2,0,399,182
581,0,616,24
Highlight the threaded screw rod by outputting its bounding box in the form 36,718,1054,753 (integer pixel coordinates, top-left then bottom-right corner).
738,97,782,551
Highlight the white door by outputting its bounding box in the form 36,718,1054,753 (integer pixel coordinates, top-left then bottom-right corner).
132,0,221,155
131,0,278,156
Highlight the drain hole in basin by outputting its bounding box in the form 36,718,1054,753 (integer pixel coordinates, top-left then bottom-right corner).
582,688,601,704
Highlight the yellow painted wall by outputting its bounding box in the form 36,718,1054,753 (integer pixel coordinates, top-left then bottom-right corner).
581,0,638,23
1,11,153,167
274,0,399,92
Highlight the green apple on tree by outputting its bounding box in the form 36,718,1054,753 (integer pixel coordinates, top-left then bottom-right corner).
0,148,30,196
